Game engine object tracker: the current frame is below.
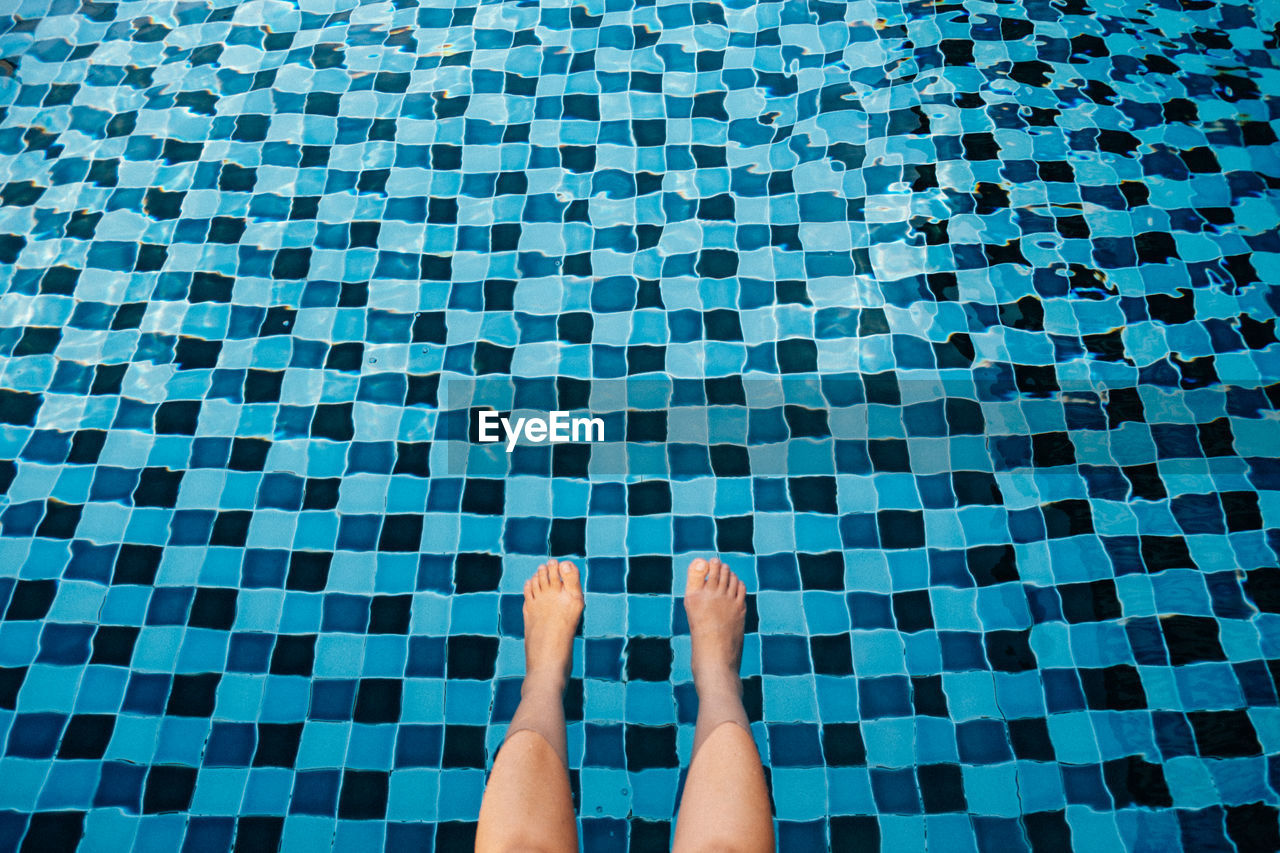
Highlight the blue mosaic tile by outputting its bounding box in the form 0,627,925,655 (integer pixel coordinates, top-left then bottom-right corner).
0,0,1279,849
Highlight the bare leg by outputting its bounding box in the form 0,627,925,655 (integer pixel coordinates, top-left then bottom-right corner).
476,559,583,853
673,557,775,853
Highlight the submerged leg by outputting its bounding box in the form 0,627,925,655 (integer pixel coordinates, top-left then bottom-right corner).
475,560,583,853
672,557,775,853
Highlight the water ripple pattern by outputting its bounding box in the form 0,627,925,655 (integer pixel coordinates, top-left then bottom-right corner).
0,0,1279,850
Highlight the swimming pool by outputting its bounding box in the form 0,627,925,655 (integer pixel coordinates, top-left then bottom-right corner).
0,0,1278,849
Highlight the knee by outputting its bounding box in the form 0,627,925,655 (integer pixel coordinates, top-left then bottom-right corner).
691,719,757,763
683,842,767,853
480,832,575,853
497,728,566,770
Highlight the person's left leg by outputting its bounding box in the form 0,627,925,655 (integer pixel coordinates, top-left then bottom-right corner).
672,557,775,853
475,560,583,853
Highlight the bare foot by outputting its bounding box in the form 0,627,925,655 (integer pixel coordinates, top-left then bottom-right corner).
522,559,583,694
684,556,746,699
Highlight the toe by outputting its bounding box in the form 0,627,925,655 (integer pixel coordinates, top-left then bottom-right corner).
558,560,581,594
547,558,564,588
524,577,534,599
734,577,746,601
716,559,731,592
537,563,551,591
687,558,709,591
706,558,722,589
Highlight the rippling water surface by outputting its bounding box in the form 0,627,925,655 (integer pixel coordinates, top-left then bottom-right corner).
0,0,1279,850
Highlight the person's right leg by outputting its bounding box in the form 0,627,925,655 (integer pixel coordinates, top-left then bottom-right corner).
475,560,582,853
672,557,775,853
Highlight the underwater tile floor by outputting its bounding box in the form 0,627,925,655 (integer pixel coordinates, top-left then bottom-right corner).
0,0,1279,849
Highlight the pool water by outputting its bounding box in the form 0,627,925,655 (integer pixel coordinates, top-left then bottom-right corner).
1,0,1279,850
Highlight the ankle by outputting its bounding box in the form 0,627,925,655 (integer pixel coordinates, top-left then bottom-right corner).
522,668,568,697
692,667,742,700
